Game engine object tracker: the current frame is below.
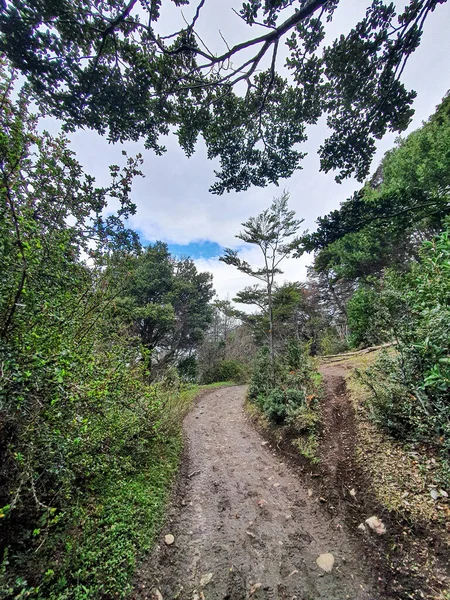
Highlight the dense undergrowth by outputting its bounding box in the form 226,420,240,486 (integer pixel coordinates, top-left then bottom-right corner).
353,224,450,487
247,342,323,462
0,61,224,599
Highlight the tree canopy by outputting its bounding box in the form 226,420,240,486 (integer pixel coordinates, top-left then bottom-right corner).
303,92,450,282
0,0,446,193
114,242,214,377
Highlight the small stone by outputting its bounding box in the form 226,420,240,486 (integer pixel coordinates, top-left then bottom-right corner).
246,530,256,538
200,573,213,587
307,489,313,497
273,483,280,488
164,534,175,545
439,489,448,498
153,590,163,600
365,516,386,535
261,441,269,446
316,553,335,572
430,489,439,500
349,488,356,497
357,523,366,532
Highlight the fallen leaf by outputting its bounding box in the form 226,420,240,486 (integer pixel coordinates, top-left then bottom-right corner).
249,583,261,596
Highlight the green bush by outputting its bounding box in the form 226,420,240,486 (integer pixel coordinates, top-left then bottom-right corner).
262,388,311,425
289,404,321,432
201,359,248,385
263,388,287,423
248,343,321,428
359,223,450,458
248,347,273,400
319,328,349,356
356,352,416,438
292,434,320,464
177,356,198,382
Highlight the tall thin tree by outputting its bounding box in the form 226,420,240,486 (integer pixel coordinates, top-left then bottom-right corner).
220,191,303,381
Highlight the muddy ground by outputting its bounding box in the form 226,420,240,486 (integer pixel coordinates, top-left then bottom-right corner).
134,382,389,600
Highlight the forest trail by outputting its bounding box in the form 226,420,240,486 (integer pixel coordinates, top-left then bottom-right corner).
134,383,385,600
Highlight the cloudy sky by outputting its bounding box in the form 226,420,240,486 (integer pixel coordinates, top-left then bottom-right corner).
45,0,450,306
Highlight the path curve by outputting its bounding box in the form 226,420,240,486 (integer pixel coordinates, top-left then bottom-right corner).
134,386,382,600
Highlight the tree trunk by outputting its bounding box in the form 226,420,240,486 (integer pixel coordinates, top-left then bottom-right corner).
267,283,275,384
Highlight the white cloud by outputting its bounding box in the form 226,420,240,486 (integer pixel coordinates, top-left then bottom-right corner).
195,246,311,311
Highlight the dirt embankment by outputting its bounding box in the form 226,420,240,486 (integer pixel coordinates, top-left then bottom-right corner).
317,359,450,600
134,385,384,600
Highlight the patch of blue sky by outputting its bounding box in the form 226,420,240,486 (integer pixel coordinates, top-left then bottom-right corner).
136,231,224,259
136,230,251,260
166,240,222,259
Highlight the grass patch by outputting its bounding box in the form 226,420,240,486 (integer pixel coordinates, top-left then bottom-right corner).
292,434,320,464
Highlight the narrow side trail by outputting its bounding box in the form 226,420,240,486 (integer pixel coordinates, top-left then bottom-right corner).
318,361,358,494
135,385,383,600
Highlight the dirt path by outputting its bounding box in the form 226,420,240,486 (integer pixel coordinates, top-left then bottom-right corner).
318,362,359,501
134,385,384,600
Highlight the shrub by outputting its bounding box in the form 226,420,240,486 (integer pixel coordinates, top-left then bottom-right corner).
0,62,195,599
356,352,416,438
177,356,197,382
359,223,450,458
288,404,321,432
292,434,320,464
248,343,321,428
248,347,273,399
263,388,288,423
201,359,248,384
319,328,349,356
